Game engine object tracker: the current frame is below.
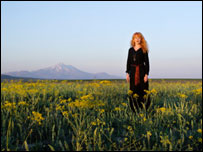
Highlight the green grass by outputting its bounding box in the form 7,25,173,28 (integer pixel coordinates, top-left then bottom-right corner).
1,79,202,151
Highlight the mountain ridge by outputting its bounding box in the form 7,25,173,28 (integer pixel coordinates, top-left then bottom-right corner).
3,63,123,80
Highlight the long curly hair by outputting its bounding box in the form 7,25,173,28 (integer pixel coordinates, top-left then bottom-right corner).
130,32,149,54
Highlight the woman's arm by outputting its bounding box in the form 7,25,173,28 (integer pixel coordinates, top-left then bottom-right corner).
126,48,131,75
144,51,149,76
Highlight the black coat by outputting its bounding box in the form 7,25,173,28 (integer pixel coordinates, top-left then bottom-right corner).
125,47,150,93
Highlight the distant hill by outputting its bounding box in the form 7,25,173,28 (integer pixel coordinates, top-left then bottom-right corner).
1,74,41,82
1,74,33,79
3,63,123,80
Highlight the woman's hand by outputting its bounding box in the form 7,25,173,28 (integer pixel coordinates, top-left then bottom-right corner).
126,73,130,83
144,74,148,83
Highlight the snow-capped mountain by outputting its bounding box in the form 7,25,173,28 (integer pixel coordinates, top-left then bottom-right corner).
4,63,122,80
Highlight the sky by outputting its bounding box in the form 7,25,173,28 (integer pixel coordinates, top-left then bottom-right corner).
1,1,202,79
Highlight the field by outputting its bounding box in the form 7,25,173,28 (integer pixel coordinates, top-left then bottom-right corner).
1,79,202,151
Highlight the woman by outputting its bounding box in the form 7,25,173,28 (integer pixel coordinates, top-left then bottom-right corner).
126,32,151,113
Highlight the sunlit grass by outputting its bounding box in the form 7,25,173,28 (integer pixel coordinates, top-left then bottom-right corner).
1,79,202,151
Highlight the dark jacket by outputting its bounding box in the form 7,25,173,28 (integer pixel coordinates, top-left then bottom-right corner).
125,47,149,77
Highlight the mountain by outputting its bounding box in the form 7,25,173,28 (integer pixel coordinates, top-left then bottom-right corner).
1,74,40,82
3,63,123,80
1,74,34,80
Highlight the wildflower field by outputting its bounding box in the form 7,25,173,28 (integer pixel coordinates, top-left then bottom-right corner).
1,79,202,151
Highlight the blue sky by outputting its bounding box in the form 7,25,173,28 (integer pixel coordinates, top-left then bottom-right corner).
1,1,202,78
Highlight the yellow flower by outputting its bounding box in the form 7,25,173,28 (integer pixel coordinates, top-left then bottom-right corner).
157,107,166,113
150,88,157,95
29,111,45,125
143,117,147,122
60,99,67,104
1,87,8,92
127,126,132,131
186,127,189,130
67,97,72,102
160,135,171,146
198,138,202,143
197,129,202,134
189,136,193,140
56,104,63,111
91,118,105,126
102,121,106,126
99,80,111,84
143,94,147,99
128,90,133,96
121,103,127,107
18,101,29,106
99,109,105,114
177,93,187,98
192,88,202,95
144,89,151,94
80,94,94,100
147,131,152,137
114,107,121,111
72,113,78,118
133,93,139,98
124,138,128,142
91,121,97,126
139,113,144,117
2,101,16,110
62,111,69,117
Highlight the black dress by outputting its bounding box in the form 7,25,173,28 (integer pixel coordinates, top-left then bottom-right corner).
126,47,151,112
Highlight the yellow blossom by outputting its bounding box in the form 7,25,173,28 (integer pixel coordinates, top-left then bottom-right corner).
128,90,133,96
160,135,171,147
18,101,29,106
62,111,69,117
80,94,94,100
91,122,97,126
56,105,63,111
102,121,106,126
114,107,121,111
29,111,45,125
91,118,106,126
124,138,128,142
99,109,105,114
157,107,166,113
192,88,202,95
127,126,132,131
189,136,193,140
147,131,152,137
133,93,139,98
177,93,187,98
144,89,151,94
99,80,111,84
121,103,127,107
60,99,67,104
150,88,157,95
67,97,72,102
2,101,16,110
197,129,202,134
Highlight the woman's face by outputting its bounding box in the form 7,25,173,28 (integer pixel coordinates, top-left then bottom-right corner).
134,36,141,44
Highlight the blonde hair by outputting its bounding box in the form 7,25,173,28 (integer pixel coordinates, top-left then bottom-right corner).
130,32,149,54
